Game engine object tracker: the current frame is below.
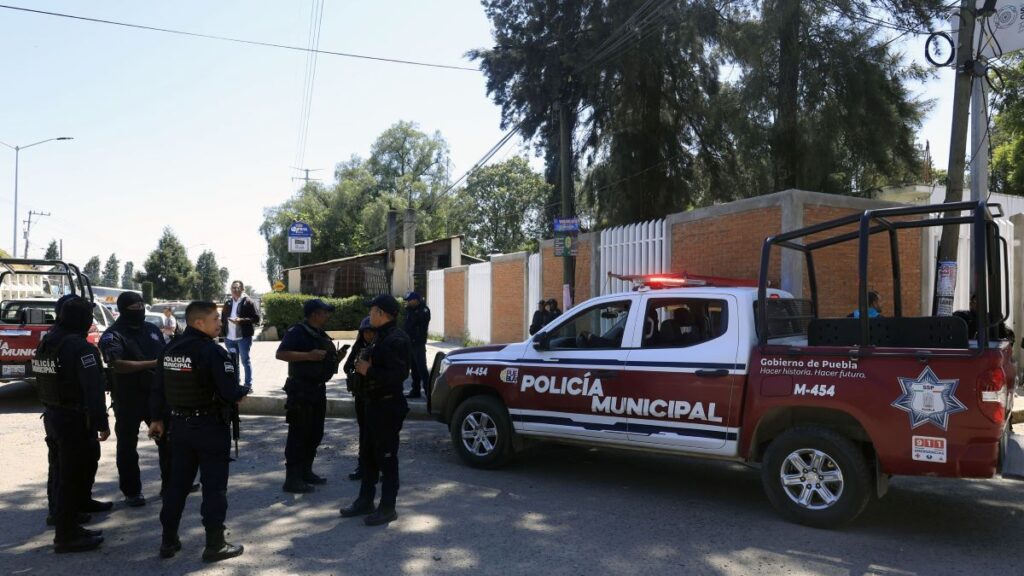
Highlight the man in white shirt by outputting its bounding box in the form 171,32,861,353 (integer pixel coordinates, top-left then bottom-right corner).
160,307,177,342
221,281,260,388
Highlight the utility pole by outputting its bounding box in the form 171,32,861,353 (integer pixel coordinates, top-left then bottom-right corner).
404,208,417,294
934,0,979,315
22,210,50,259
291,167,322,185
559,102,575,307
386,209,398,291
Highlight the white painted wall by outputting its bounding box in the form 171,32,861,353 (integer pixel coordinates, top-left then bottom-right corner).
466,262,492,343
427,269,445,338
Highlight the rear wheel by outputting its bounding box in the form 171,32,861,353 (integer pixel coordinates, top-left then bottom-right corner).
450,395,513,469
761,426,873,528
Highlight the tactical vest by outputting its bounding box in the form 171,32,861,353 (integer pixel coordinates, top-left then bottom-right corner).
32,336,82,408
288,322,338,383
161,335,217,410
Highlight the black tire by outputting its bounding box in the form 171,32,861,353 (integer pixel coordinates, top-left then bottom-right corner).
761,426,873,529
450,395,513,469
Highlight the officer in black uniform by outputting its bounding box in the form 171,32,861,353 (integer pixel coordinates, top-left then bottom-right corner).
403,291,431,398
34,296,110,553
148,301,250,563
275,298,345,493
99,292,169,507
340,294,410,526
342,316,376,481
44,294,111,529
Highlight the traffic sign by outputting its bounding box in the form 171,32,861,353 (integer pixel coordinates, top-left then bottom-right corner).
553,218,580,233
288,221,313,238
272,280,286,292
288,237,311,254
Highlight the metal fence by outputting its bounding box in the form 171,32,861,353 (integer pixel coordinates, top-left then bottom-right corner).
600,219,668,295
467,262,492,343
426,269,445,337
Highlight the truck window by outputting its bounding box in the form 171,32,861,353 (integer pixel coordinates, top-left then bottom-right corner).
1,301,58,324
641,298,728,349
547,301,632,350
754,299,814,341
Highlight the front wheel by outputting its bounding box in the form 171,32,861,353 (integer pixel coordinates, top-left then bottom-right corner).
761,426,873,528
450,395,513,469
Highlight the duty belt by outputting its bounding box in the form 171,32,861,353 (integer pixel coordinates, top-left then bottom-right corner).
170,407,217,418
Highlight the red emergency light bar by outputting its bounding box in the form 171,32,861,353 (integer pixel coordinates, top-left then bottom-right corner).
608,271,758,290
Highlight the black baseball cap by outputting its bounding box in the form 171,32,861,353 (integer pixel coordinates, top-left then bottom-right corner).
368,294,400,317
303,298,336,317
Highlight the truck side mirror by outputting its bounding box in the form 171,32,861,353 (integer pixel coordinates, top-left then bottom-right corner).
532,332,549,351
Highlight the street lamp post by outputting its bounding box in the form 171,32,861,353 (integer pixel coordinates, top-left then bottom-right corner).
0,137,74,257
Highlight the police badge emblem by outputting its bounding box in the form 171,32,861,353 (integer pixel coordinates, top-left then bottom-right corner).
891,366,967,431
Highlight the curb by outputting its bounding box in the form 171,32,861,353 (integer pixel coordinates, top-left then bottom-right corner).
240,394,433,421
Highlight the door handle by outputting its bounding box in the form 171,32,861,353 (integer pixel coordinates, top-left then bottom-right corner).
695,369,729,378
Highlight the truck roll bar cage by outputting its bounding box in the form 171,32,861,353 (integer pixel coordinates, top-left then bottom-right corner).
0,258,94,301
757,201,1007,350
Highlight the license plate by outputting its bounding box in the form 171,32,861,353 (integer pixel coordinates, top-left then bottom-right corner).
2,364,27,378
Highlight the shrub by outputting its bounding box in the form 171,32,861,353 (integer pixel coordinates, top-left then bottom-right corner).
262,293,406,334
142,282,154,305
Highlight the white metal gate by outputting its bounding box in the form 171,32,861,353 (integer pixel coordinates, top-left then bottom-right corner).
600,219,667,295
426,269,445,338
467,262,492,344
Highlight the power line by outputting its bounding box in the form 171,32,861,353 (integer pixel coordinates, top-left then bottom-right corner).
295,0,326,170
0,3,479,72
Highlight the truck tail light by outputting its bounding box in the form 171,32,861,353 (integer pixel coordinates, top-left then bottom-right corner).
977,367,1008,426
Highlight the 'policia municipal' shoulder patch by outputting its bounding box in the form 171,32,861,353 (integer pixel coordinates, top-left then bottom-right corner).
224,362,235,373
81,354,97,369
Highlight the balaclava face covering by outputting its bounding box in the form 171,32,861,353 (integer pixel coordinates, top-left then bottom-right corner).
58,297,94,337
116,291,146,327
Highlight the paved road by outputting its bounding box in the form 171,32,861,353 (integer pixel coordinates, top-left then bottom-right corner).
2,399,1024,576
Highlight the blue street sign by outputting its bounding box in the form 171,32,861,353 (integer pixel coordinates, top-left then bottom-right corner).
288,221,313,238
553,218,580,233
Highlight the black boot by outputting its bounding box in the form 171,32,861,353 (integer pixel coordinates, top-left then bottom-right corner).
202,528,244,563
364,505,398,526
303,463,327,485
75,525,103,538
159,534,182,559
47,512,90,527
54,531,103,554
282,466,314,493
339,497,375,517
81,499,113,513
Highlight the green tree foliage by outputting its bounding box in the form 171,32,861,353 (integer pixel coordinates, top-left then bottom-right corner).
140,228,195,299
472,0,943,227
121,261,137,290
83,256,101,282
44,240,59,260
991,56,1024,195
101,254,119,287
464,157,549,254
261,122,470,285
194,250,226,301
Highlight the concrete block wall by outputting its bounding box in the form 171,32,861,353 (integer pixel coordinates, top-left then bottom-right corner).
443,266,467,341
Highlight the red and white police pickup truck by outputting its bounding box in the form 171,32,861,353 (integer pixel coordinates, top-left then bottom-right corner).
430,201,1024,527
0,259,100,391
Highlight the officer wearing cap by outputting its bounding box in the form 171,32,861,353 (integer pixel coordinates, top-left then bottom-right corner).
149,301,250,563
34,296,110,553
275,298,344,493
342,316,376,481
402,291,431,399
340,294,411,526
99,291,169,507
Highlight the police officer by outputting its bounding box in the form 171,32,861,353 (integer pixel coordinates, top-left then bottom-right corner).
403,291,430,399
340,294,410,526
148,301,250,562
99,292,169,507
275,298,344,493
44,294,111,529
342,316,376,481
35,296,110,553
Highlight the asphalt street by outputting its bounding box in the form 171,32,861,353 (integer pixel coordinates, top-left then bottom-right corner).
2,398,1024,576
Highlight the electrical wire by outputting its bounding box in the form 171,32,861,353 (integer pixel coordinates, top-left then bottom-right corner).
296,0,326,170
0,3,479,72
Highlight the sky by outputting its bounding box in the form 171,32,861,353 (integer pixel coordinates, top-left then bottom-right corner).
0,2,959,292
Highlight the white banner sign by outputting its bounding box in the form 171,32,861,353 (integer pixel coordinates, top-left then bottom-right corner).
951,3,1024,59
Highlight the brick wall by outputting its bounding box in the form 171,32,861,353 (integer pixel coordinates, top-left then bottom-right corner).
671,207,782,286
801,205,922,317
575,237,593,303
491,256,526,343
444,268,466,340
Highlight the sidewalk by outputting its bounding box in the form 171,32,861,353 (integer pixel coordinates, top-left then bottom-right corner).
242,339,462,420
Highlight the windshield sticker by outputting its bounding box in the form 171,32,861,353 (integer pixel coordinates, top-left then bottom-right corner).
891,367,966,431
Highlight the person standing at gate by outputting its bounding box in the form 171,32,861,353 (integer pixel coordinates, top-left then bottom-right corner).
340,294,410,526
149,301,250,562
342,316,376,481
99,291,169,508
275,299,344,493
403,291,430,399
222,281,260,388
529,299,549,336
35,296,110,553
